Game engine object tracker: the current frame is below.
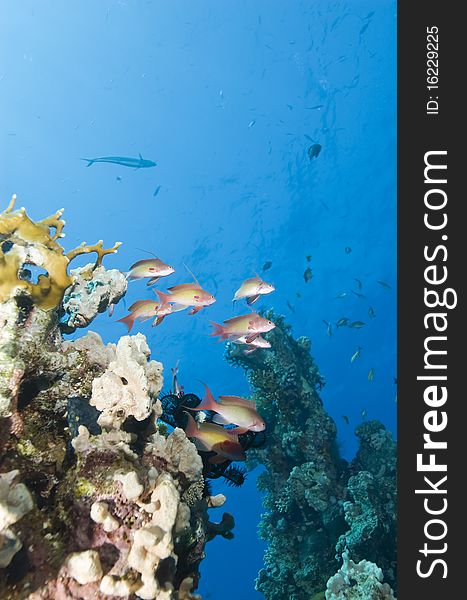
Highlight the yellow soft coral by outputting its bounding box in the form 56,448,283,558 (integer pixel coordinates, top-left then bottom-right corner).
0,195,121,310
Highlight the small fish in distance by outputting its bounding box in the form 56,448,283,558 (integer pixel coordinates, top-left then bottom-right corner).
81,153,156,169
336,317,349,328
342,415,350,425
377,280,391,290
351,346,362,363
304,267,313,282
368,306,376,318
308,144,322,160
345,246,352,254
349,321,365,329
368,368,374,381
262,261,272,271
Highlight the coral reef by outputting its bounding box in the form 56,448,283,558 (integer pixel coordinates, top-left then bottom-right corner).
226,311,396,599
325,552,395,600
0,197,235,599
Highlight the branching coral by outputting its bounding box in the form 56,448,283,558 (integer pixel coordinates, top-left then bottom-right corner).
0,194,121,311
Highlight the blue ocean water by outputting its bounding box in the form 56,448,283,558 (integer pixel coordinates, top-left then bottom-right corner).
0,1,396,598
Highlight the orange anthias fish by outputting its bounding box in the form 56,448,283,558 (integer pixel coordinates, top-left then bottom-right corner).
233,276,275,305
156,283,216,315
127,258,175,286
188,386,266,433
210,313,276,343
117,299,174,331
184,412,246,463
234,334,271,354
116,300,160,332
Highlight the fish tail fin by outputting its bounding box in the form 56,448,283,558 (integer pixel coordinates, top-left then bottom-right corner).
81,158,94,167
116,313,135,333
183,411,199,438
209,321,227,339
191,383,216,411
155,290,171,308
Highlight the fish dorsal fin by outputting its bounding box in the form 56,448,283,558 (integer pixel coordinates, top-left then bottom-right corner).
183,263,202,288
224,313,259,325
218,395,256,409
130,258,160,270
168,283,202,292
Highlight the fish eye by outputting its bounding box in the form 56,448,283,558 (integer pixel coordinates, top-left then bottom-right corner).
149,267,155,271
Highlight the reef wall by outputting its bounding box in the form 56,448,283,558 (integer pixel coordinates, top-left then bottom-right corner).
226,311,396,600
0,197,233,600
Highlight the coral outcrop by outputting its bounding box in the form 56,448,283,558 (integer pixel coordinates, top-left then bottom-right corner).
0,197,235,599
325,552,395,600
227,311,396,599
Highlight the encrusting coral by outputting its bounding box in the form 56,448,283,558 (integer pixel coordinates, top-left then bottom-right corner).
226,311,396,600
0,196,235,599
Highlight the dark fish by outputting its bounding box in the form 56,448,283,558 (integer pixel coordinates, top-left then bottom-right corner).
352,290,365,299
359,22,370,36
304,267,313,282
153,185,162,197
116,176,122,182
286,300,295,313
296,292,301,298
377,280,391,290
334,292,347,299
354,278,362,290
81,153,157,169
345,247,352,254
262,261,272,271
323,320,332,337
368,306,376,318
342,415,350,425
361,408,367,419
393,377,398,385
308,144,322,160
368,368,374,381
305,105,324,110
336,317,349,328
306,255,312,262
349,321,365,329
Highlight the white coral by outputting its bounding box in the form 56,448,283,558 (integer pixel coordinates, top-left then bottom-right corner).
65,549,103,585
90,333,163,430
325,552,396,600
0,470,34,567
128,473,180,600
90,501,120,532
114,471,144,502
